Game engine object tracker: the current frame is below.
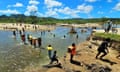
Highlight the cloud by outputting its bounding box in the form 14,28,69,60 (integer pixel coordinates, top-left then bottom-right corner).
43,0,63,17
24,5,38,16
25,0,39,16
25,0,93,18
14,2,23,7
7,2,23,8
29,0,40,5
45,9,58,17
42,2,93,18
57,7,78,15
24,11,30,16
77,4,93,13
44,0,62,8
0,9,20,14
85,0,96,2
55,7,80,18
113,2,120,11
56,7,73,15
27,5,38,12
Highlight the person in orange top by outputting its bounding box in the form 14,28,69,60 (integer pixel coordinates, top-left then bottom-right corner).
70,43,76,62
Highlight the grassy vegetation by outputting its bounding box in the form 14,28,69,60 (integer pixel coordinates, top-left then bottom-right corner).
94,33,120,41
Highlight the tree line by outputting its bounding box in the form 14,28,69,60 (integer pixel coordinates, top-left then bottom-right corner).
0,14,120,25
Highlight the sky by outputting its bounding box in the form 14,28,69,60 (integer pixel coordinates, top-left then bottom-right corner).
0,0,120,19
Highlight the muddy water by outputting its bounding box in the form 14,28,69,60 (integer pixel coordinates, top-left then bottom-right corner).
0,26,92,72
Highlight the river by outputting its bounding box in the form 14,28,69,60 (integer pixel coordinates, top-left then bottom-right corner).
0,26,92,72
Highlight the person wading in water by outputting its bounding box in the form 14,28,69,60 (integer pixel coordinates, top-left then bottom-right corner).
13,30,16,38
37,37,42,47
47,45,53,59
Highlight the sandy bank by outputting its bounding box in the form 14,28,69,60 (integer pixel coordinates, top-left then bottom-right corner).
57,40,120,72
58,23,102,28
20,39,120,72
0,23,56,31
93,28,120,35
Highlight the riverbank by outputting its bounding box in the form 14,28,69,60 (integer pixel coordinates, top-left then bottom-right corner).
47,40,120,72
93,28,120,35
19,39,120,72
57,23,102,28
0,23,56,31
0,23,103,31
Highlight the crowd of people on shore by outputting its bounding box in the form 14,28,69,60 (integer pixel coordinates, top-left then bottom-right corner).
0,23,56,34
104,20,118,34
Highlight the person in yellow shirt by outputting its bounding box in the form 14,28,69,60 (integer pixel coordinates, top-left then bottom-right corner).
47,45,53,59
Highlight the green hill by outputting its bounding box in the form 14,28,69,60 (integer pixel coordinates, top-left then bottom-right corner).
0,14,120,25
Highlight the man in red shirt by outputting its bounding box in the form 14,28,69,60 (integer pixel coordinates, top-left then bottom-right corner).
70,43,76,62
